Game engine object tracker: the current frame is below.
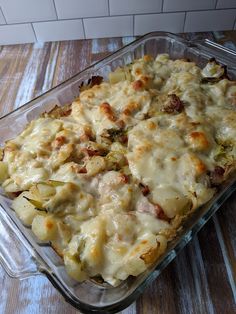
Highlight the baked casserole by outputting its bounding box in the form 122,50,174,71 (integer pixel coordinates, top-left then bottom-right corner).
0,54,236,286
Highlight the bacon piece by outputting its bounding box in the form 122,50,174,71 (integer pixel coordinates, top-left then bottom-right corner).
79,134,90,142
78,166,87,174
119,135,128,144
139,183,150,196
209,166,225,186
100,102,116,122
81,148,102,157
137,197,170,222
119,173,129,184
116,119,125,129
163,94,184,114
53,136,66,149
154,204,170,222
81,142,108,157
132,80,144,91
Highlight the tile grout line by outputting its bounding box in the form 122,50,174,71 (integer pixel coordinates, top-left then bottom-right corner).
52,0,59,20
81,18,86,39
132,15,135,36
233,15,236,30
107,0,110,16
213,215,236,303
215,0,218,9
30,23,38,42
182,11,187,33
0,6,7,24
0,8,236,27
109,8,236,16
161,0,164,13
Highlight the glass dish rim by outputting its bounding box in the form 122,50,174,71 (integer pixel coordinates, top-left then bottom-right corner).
0,31,236,313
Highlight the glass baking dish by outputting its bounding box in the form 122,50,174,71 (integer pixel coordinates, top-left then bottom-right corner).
1,32,236,313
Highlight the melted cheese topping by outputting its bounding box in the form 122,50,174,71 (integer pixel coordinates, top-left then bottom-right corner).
1,54,236,286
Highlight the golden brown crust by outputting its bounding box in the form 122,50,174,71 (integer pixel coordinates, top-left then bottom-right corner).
1,54,236,286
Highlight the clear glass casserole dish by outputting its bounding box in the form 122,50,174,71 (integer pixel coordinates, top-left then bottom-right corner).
0,32,236,313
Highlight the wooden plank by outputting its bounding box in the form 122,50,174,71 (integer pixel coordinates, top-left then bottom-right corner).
216,193,236,301
0,44,32,116
136,236,217,314
33,42,60,96
0,272,79,314
14,42,59,111
198,218,236,314
136,266,177,314
0,267,9,313
52,40,92,86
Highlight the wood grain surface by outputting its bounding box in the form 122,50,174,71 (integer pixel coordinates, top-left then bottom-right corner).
0,31,235,314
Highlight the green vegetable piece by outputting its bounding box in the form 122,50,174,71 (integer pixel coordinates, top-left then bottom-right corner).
47,180,65,187
23,196,46,212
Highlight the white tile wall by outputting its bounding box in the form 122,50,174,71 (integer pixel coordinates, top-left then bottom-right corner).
33,20,84,42
109,0,162,15
135,13,185,35
0,24,35,44
55,0,108,19
0,8,6,24
217,0,236,9
0,0,57,24
163,0,216,12
184,9,236,32
0,0,235,44
84,16,133,39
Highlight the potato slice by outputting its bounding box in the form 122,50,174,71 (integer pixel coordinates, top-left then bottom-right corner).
64,254,87,281
51,221,72,257
0,161,9,183
152,186,191,218
109,65,132,84
32,215,57,241
86,156,106,176
31,183,56,199
116,258,146,281
11,191,38,226
80,217,106,269
0,148,3,161
109,69,126,84
2,178,21,193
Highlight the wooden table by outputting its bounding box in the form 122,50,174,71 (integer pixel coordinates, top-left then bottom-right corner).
0,31,235,314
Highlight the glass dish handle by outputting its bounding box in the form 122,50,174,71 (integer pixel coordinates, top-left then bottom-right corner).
0,204,40,279
193,39,236,64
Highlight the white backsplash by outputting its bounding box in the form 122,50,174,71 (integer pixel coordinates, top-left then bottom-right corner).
0,0,235,44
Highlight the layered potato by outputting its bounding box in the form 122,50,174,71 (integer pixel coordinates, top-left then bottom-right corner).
0,54,236,286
